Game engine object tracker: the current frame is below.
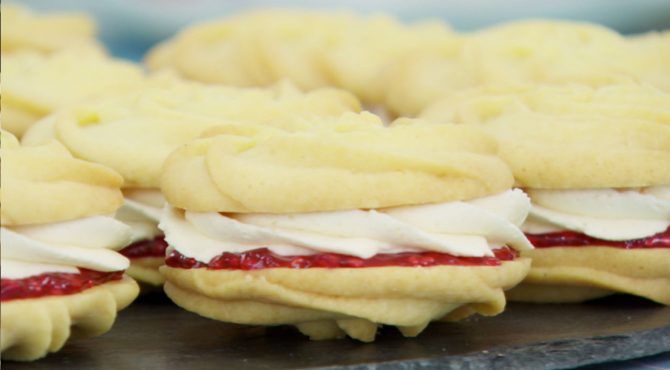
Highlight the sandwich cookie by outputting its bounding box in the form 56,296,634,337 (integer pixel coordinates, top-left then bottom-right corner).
158,119,532,341
420,83,670,304
1,131,139,361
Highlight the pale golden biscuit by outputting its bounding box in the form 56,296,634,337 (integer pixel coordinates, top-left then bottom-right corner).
626,31,670,93
21,78,361,285
161,120,512,213
384,52,473,118
417,83,670,304
2,49,144,137
460,21,637,88
418,85,670,189
386,20,668,116
420,84,670,126
507,248,670,305
1,277,139,361
506,285,613,303
1,130,124,226
23,78,361,188
146,10,459,105
162,259,530,342
1,3,102,55
476,116,670,189
125,257,165,287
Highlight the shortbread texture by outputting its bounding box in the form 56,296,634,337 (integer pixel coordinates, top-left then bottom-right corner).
507,247,670,305
3,49,144,137
1,3,101,55
146,10,459,105
421,84,670,126
22,79,362,188
1,277,139,361
162,258,530,342
1,130,124,226
418,84,670,189
386,21,670,116
160,120,513,213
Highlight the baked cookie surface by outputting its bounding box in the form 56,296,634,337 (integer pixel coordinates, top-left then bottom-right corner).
508,247,670,305
419,83,670,189
158,122,533,341
23,78,361,188
3,49,143,137
162,259,530,342
1,131,139,360
1,4,102,55
146,10,459,105
1,277,139,361
161,119,512,213
386,21,670,116
1,130,124,225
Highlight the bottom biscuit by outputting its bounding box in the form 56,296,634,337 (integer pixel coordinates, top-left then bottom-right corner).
508,247,670,304
126,256,165,287
1,276,139,361
161,258,530,342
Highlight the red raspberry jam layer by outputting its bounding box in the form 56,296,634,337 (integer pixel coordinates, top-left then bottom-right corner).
1,269,124,302
165,247,518,270
119,236,168,259
526,226,670,249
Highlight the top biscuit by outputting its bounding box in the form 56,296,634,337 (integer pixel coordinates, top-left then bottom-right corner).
22,78,362,188
1,4,102,55
160,118,513,213
419,84,670,189
385,20,670,116
421,83,670,126
1,130,124,226
2,49,144,137
146,10,459,105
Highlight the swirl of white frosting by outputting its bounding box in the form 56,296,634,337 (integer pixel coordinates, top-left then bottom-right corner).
115,189,165,243
159,189,533,263
1,216,132,279
523,187,670,240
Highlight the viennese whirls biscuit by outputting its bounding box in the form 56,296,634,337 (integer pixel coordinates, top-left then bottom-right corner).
421,83,670,127
22,77,362,286
2,49,144,137
146,10,459,107
386,20,670,117
1,131,139,361
1,3,103,55
158,119,533,342
419,83,670,304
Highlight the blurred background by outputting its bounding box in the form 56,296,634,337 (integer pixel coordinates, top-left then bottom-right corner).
12,0,670,60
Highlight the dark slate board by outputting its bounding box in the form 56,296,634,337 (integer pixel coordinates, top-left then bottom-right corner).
4,293,669,370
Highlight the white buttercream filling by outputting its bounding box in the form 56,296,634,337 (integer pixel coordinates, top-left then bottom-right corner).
1,260,78,280
159,189,534,264
523,187,670,241
115,189,165,243
1,216,132,279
